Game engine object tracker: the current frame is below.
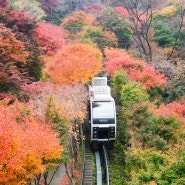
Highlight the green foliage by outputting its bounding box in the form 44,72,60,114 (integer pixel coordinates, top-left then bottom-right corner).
9,0,45,21
160,150,185,185
163,76,185,103
26,60,42,81
111,70,129,104
114,27,132,49
43,10,64,25
110,143,185,184
97,7,121,31
142,116,181,150
120,82,149,110
109,142,127,185
81,26,102,46
97,7,132,49
125,100,184,151
111,74,150,146
153,10,183,49
148,86,164,105
113,80,149,146
116,113,131,145
154,23,176,47
110,71,131,145
112,70,129,92
81,26,118,52
62,11,89,35
124,148,168,184
46,98,70,163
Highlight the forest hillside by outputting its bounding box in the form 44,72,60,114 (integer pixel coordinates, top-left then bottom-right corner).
0,0,185,184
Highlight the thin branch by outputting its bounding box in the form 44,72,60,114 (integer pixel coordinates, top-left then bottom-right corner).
47,166,60,185
167,6,185,60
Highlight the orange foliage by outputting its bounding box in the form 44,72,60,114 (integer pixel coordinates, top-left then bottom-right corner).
0,103,63,184
149,181,157,185
0,24,27,64
105,48,167,90
104,47,129,60
45,43,102,84
0,25,29,90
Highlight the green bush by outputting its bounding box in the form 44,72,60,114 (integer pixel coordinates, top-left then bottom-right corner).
153,21,183,48
120,82,149,110
154,23,176,47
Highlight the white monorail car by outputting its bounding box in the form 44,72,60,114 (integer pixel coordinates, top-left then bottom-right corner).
88,77,116,150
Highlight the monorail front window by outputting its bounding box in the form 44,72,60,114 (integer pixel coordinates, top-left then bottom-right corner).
92,101,115,124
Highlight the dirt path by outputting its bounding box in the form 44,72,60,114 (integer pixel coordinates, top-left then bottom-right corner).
48,164,66,185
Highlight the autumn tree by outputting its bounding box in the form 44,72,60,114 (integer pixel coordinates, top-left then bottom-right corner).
44,43,102,84
83,3,106,15
105,48,166,90
0,24,29,91
164,74,185,102
120,0,155,61
9,0,45,21
0,0,11,17
0,102,62,184
80,26,118,53
61,11,94,36
37,0,59,15
36,0,65,24
21,81,88,184
153,4,183,50
110,67,185,183
21,82,87,123
34,22,65,58
96,7,132,49
0,1,43,82
167,2,185,60
153,97,185,123
7,13,34,36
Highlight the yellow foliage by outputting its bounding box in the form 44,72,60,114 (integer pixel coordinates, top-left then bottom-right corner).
153,5,177,18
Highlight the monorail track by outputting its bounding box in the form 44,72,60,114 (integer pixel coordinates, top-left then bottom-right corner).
95,144,110,185
82,120,110,185
83,122,93,185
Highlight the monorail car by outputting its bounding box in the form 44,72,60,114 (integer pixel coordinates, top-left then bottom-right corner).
88,77,116,150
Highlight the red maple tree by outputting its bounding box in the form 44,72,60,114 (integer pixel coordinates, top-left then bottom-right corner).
34,22,65,57
105,48,167,90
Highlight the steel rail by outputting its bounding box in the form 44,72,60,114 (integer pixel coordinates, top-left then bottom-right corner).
102,144,110,185
95,151,102,185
